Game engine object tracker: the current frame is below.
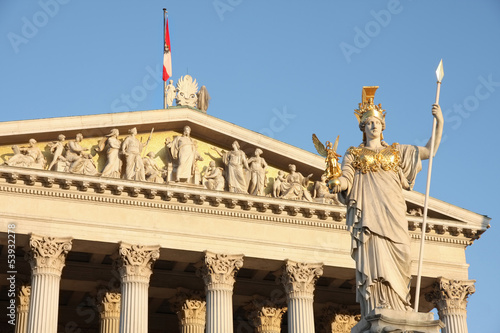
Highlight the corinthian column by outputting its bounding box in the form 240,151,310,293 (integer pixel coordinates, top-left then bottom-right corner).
280,260,323,333
25,234,73,333
15,284,30,333
97,288,121,333
171,289,206,333
114,242,160,333
246,297,287,333
199,251,244,333
425,277,475,333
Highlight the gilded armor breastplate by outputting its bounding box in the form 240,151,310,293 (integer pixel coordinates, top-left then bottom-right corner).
348,143,401,173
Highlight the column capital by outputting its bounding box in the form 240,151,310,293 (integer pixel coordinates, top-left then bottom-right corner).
199,251,244,290
25,234,73,274
114,242,160,283
170,289,206,327
425,277,476,315
17,284,31,312
246,297,287,333
280,260,323,298
317,304,361,333
96,288,121,319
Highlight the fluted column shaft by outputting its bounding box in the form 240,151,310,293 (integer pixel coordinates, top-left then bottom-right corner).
97,289,121,333
15,285,30,333
280,260,323,333
425,277,475,333
115,242,160,333
200,251,244,333
26,235,72,333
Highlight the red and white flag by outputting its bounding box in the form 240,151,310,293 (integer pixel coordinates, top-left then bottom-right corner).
163,19,172,81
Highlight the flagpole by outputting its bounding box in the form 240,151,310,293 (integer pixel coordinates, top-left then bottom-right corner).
163,8,167,109
414,60,444,312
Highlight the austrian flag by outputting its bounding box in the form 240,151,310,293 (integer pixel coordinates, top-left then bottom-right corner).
163,19,172,81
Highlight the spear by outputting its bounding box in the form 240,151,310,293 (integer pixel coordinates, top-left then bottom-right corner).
141,127,155,157
414,59,444,312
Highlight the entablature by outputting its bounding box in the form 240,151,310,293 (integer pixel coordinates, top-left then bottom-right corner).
0,165,487,247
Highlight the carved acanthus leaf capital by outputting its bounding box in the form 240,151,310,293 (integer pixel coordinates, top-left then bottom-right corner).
281,260,323,296
425,277,475,314
246,297,287,332
115,242,160,281
26,234,73,273
17,285,31,312
199,251,244,290
96,288,121,318
170,289,206,324
317,304,361,333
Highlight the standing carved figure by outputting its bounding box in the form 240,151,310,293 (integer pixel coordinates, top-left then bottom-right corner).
47,134,66,171
197,85,211,112
5,138,46,169
280,164,313,201
66,133,98,175
272,170,286,198
212,141,249,193
121,127,149,181
170,126,198,182
203,160,225,191
98,129,122,178
330,86,443,320
247,148,268,196
165,80,176,107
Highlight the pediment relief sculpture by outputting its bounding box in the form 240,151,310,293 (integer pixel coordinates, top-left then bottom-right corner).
1,128,331,204
4,139,46,170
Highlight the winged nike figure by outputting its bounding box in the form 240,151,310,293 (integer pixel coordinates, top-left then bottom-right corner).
312,134,342,187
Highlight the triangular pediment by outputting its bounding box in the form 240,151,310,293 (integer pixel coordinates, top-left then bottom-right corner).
0,108,490,234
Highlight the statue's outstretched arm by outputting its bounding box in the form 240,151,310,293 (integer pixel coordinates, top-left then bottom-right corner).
419,104,444,160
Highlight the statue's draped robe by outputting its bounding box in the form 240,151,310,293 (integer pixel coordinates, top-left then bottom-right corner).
121,136,146,181
339,144,421,316
171,136,196,181
101,137,122,178
222,150,248,193
248,157,267,196
280,172,313,201
66,141,97,176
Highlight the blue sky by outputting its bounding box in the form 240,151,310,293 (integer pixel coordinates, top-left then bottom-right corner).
1,0,498,331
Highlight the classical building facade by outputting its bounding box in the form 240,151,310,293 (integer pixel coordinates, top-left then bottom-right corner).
0,106,489,332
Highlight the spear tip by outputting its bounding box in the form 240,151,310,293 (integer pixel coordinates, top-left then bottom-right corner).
436,59,444,83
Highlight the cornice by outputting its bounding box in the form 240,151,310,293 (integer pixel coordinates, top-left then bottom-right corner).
0,165,486,246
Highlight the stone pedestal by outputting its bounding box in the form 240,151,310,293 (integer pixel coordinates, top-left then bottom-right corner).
280,260,323,333
15,285,30,333
246,297,287,333
115,242,160,333
351,309,444,333
97,288,121,333
171,289,206,333
25,234,72,333
199,251,244,333
425,277,475,333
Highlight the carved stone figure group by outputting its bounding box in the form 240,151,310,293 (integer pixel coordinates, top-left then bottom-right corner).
165,75,210,112
3,126,337,203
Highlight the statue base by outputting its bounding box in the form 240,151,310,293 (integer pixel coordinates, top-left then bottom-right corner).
351,309,444,333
